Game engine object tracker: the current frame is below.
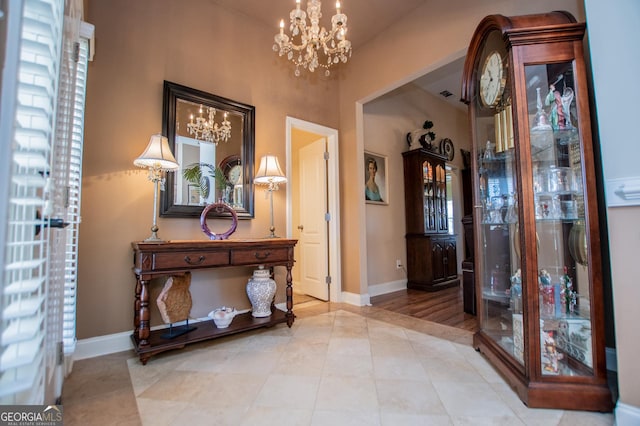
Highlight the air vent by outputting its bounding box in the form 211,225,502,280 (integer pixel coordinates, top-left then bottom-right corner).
439,90,454,98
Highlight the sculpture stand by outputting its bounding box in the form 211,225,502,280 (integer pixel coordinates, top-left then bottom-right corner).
156,272,196,340
160,319,196,339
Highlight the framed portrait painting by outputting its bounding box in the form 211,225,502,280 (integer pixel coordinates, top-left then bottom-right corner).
364,151,388,205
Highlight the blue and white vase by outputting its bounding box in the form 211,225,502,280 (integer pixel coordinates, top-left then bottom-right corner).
246,266,276,317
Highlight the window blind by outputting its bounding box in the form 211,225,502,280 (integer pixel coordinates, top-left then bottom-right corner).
63,22,92,360
0,0,65,404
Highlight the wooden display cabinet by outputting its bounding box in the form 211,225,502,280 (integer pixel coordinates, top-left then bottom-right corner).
403,149,459,291
461,11,612,410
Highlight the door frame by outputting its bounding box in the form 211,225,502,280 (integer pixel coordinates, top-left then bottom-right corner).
285,117,342,302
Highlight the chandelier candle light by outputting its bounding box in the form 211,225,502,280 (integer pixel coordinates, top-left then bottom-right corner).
254,155,287,238
134,134,179,241
187,105,232,144
273,0,352,76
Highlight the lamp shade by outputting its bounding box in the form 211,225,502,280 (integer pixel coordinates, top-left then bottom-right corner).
254,154,287,184
133,133,179,170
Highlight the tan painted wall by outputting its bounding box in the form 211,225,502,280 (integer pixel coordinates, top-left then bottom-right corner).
584,0,640,412
363,84,469,288
78,0,339,338
607,207,640,408
336,0,584,295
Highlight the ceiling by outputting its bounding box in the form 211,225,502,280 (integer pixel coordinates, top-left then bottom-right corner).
212,0,465,110
211,0,429,50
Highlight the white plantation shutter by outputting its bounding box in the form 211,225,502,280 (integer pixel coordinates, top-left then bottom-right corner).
0,0,89,404
62,22,92,359
0,0,65,404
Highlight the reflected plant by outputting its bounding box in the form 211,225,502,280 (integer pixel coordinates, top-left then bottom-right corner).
182,163,227,200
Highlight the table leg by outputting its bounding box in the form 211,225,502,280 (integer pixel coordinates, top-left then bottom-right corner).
134,277,141,338
286,264,294,327
138,278,150,347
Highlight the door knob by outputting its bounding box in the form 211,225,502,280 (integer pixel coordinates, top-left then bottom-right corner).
297,225,304,231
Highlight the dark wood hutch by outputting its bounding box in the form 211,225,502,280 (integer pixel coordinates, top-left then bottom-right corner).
403,148,458,291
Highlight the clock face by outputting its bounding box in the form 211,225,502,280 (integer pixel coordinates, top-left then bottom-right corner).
220,155,242,185
228,164,242,185
479,50,505,107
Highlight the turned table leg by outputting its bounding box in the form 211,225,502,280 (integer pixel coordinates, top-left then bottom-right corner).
138,278,150,348
286,264,294,327
134,277,141,338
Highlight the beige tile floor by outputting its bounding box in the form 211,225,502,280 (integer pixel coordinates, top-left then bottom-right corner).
62,303,615,425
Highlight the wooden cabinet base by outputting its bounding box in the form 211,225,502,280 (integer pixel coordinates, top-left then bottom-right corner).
407,277,459,292
406,235,458,291
474,332,613,412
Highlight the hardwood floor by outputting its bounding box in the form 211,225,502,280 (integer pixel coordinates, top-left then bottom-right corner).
370,282,479,333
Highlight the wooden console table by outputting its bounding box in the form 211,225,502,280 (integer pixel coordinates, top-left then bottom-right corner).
131,239,297,364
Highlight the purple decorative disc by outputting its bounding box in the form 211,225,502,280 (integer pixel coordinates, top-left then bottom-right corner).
200,202,238,240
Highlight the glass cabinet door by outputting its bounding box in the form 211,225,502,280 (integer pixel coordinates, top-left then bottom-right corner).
525,62,594,377
474,29,524,367
423,159,448,233
435,164,447,232
423,160,435,232
477,115,523,366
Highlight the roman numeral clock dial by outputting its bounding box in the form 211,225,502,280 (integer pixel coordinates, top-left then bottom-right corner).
479,50,506,108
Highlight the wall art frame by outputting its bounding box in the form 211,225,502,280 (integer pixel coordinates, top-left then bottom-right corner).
364,150,388,205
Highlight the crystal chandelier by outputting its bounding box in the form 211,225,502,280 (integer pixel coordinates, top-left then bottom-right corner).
187,105,232,144
273,0,352,77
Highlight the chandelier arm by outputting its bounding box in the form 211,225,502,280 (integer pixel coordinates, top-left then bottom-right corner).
274,0,352,75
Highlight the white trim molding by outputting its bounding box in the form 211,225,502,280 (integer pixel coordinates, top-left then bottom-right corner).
605,177,640,207
368,280,407,298
74,330,134,361
74,316,214,361
341,291,371,306
285,117,342,304
615,402,640,426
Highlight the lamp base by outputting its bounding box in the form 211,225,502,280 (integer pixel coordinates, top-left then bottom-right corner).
265,226,279,239
144,225,164,242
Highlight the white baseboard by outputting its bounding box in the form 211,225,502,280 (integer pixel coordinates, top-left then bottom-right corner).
338,280,407,307
368,280,407,297
74,316,212,361
74,330,134,361
615,402,640,426
341,291,371,306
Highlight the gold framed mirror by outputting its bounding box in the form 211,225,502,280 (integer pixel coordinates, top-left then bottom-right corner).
160,81,255,218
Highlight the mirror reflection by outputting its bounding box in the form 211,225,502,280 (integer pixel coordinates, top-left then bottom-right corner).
160,81,255,218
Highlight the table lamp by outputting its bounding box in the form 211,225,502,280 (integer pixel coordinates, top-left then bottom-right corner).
254,154,287,238
134,134,179,241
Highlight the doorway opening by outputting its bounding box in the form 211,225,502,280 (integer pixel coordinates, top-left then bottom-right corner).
286,117,342,304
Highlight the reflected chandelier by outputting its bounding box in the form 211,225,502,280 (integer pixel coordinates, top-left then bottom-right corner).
273,0,352,77
187,105,232,144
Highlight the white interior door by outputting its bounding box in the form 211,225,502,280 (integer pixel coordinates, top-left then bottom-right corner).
297,139,329,300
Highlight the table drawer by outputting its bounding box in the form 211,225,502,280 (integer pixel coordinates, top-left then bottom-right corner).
231,247,290,265
152,251,230,270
